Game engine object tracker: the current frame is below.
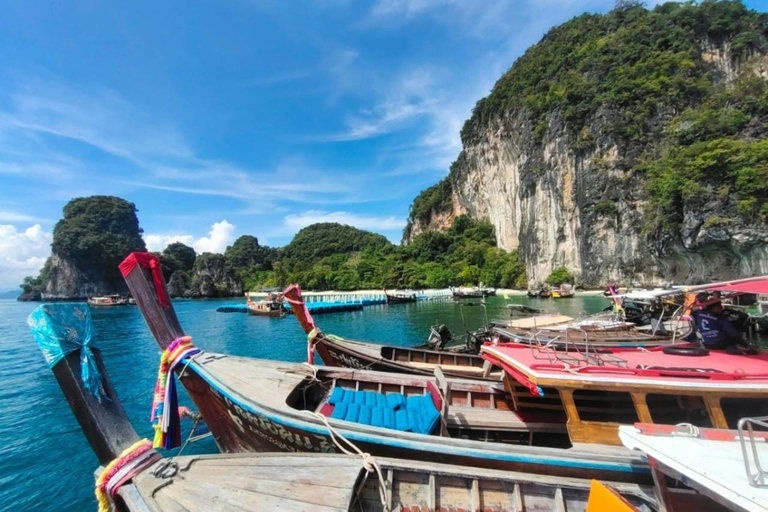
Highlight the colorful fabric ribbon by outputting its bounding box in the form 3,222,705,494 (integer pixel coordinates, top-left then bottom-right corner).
28,303,106,402
95,439,160,512
119,252,170,309
150,336,201,449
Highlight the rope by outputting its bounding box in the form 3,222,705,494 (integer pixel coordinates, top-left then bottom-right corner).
95,439,160,512
306,411,389,511
674,423,701,437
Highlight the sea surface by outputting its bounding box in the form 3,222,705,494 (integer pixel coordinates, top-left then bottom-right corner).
0,294,609,511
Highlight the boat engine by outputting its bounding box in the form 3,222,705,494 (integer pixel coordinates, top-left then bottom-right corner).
426,324,453,350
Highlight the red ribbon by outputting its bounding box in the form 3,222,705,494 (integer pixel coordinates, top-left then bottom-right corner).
119,252,170,309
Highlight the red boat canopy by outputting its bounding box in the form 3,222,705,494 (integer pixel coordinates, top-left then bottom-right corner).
709,278,768,295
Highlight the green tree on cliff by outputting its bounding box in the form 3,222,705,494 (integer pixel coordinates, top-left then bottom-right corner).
22,196,146,296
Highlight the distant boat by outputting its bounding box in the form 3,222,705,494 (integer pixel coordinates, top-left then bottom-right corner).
551,287,575,299
246,292,285,317
451,286,495,299
384,290,417,304
87,295,129,307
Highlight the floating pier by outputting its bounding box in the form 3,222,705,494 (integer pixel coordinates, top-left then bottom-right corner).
217,288,453,315
294,301,363,314
216,301,364,314
216,304,249,313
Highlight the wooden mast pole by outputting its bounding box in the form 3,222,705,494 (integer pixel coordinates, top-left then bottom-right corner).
121,253,185,350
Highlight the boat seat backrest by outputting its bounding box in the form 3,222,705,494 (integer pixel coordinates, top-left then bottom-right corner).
326,387,440,435
432,366,451,437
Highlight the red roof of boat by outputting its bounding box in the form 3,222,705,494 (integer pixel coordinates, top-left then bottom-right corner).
481,343,768,392
709,278,768,295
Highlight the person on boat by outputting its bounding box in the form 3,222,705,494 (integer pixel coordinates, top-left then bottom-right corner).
692,301,745,350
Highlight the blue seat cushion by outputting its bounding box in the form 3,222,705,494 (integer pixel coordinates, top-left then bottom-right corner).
358,405,372,425
419,399,441,434
328,390,438,433
364,391,378,407
406,395,423,412
371,407,384,428
328,387,345,405
346,403,361,423
330,402,348,420
383,408,396,429
386,393,406,410
395,409,411,431
406,409,420,433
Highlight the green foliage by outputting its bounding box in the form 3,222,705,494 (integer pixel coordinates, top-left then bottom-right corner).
461,1,767,145
407,179,454,226
274,217,525,291
546,267,575,286
20,258,52,294
50,196,146,287
595,199,619,218
282,223,393,264
646,138,768,230
160,242,196,280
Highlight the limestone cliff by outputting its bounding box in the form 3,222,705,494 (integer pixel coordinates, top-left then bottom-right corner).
404,2,768,287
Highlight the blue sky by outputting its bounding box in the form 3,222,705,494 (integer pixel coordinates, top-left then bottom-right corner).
0,0,765,289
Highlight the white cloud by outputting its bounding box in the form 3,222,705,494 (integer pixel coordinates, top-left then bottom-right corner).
283,210,405,232
194,221,236,254
0,210,38,223
144,220,236,255
0,224,52,290
144,234,196,252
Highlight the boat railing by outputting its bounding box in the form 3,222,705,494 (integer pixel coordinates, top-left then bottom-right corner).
528,328,628,369
738,416,768,487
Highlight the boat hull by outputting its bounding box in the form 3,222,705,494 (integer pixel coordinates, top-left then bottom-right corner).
179,361,651,484
314,337,492,379
386,294,417,304
247,307,284,317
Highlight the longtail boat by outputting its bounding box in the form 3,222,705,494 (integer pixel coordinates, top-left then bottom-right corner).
284,283,498,379
490,318,693,348
385,290,418,304
29,304,663,512
620,421,768,512
551,288,575,299
119,253,654,484
88,294,130,307
481,340,768,447
282,284,689,382
452,286,495,299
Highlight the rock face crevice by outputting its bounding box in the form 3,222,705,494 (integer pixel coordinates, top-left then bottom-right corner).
404,6,768,287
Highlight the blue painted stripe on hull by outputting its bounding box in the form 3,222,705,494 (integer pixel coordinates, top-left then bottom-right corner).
190,361,650,475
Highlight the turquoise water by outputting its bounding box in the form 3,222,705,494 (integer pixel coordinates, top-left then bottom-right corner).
0,295,609,511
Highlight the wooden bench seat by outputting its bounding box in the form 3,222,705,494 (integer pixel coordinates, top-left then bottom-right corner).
446,406,567,433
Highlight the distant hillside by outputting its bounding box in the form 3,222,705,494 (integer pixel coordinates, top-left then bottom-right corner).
0,290,17,299
404,0,768,287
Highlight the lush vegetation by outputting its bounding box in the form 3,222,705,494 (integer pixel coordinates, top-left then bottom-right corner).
417,0,768,242
462,0,767,144
407,179,454,229
645,74,768,232
217,216,525,292
546,267,575,286
21,196,146,295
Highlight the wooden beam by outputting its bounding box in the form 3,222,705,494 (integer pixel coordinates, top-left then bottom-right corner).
51,348,140,466
122,257,185,350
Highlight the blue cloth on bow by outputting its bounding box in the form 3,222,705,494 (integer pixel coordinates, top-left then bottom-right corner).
28,303,105,402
